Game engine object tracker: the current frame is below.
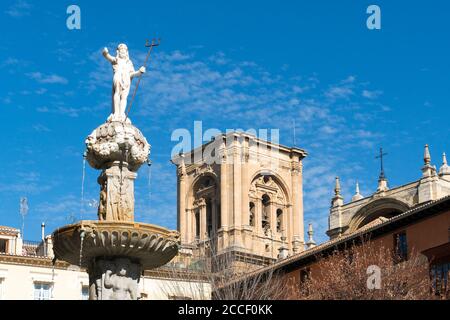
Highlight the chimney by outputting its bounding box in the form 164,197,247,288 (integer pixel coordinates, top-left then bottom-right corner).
41,222,45,241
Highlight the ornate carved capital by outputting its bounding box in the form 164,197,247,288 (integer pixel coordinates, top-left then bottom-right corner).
194,197,207,208
290,161,302,175
177,165,186,179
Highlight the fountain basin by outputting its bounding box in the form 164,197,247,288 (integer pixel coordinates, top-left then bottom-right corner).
52,221,179,269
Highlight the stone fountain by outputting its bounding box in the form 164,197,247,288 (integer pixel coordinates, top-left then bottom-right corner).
52,43,179,300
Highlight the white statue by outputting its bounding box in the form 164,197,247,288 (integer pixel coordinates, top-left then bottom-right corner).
102,44,145,123
103,258,139,300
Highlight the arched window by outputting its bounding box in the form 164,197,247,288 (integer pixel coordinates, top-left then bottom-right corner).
262,194,270,233
276,209,283,233
192,175,219,243
249,202,255,227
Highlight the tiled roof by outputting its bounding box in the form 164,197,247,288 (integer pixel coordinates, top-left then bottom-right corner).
0,226,20,235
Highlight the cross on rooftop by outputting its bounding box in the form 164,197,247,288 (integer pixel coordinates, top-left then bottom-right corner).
375,147,388,180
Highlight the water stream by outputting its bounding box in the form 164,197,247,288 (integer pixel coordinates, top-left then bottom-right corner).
147,160,152,207
80,152,87,220
79,231,85,267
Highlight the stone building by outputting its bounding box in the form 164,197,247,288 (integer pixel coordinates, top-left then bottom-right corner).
172,131,307,268
225,146,450,298
328,145,450,239
0,224,210,300
233,194,450,299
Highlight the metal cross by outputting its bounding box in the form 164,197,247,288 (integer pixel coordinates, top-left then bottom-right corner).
375,147,388,179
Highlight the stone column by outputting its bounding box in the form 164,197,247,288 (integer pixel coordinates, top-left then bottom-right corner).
199,199,207,241
211,199,220,253
269,201,277,237
241,139,250,227
281,206,288,237
177,158,187,243
232,137,242,230
186,208,193,244
211,200,216,236
287,204,293,252
255,197,263,236
220,151,228,231
291,160,304,253
297,162,305,247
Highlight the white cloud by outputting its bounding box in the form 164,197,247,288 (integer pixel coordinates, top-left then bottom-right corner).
32,124,51,132
2,97,12,104
319,125,338,135
325,86,354,99
342,75,356,83
1,57,20,67
36,106,49,113
27,72,68,84
36,104,90,117
0,171,57,195
209,52,229,65
362,89,383,99
5,1,32,17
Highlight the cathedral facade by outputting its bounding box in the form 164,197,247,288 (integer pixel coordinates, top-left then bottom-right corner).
328,145,450,239
172,131,307,267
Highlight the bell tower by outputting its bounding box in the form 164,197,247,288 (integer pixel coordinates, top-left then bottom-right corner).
172,131,307,269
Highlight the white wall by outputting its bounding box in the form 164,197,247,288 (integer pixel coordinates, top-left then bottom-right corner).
0,261,210,300
140,276,211,300
0,263,89,300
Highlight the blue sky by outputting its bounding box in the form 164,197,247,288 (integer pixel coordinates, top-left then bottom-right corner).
1,0,450,244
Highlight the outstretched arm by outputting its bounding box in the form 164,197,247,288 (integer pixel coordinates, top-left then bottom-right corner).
131,66,145,79
102,47,116,64
104,270,114,289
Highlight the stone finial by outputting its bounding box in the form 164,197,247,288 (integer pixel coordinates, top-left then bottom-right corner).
332,176,344,207
351,181,364,201
178,152,187,177
422,144,437,178
439,152,450,176
377,177,389,192
306,223,316,249
424,144,431,165
334,176,341,196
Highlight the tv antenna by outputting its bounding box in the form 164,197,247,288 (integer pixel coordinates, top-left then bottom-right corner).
20,197,28,238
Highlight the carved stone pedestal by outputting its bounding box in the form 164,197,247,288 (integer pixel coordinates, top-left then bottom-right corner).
89,257,141,300
98,161,137,222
